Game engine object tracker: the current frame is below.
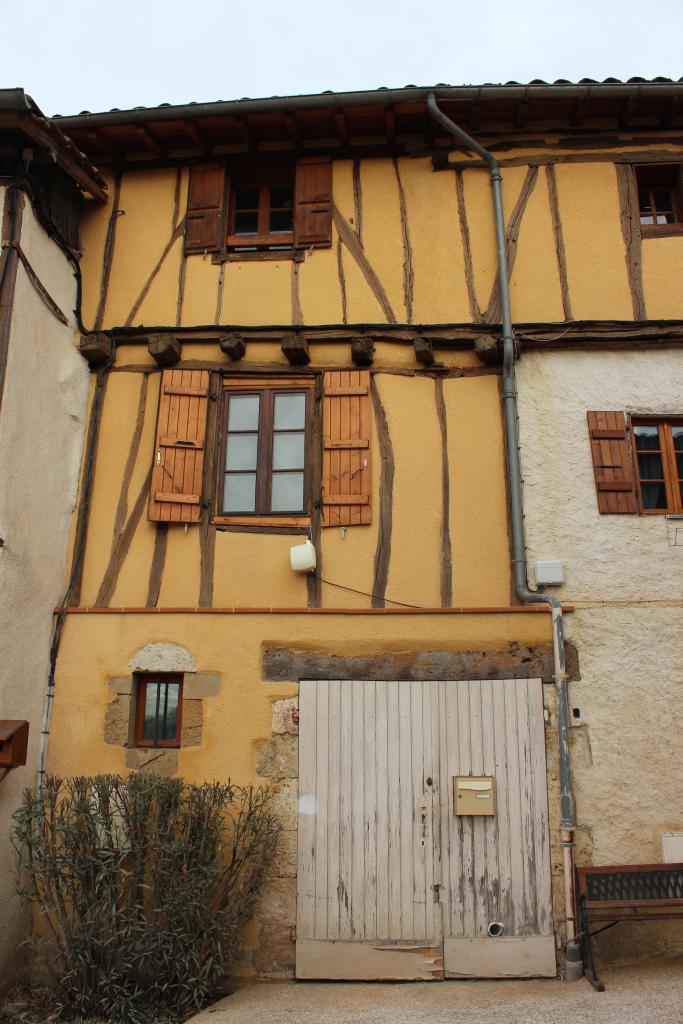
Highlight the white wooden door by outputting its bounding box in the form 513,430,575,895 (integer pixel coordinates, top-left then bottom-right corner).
296,680,444,980
296,678,555,980
438,678,556,977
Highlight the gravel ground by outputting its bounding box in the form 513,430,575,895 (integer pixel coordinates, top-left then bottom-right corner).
192,959,683,1024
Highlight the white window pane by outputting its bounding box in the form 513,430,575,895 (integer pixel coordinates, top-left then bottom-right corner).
274,393,305,430
271,472,304,511
224,473,256,512
273,432,304,470
226,433,258,470
228,394,260,430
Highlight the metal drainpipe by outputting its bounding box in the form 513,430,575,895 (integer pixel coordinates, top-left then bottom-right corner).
426,93,577,958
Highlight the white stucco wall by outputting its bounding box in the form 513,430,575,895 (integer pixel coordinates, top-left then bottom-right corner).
0,186,89,983
517,349,683,960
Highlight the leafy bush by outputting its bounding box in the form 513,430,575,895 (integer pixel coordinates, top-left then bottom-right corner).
12,774,280,1023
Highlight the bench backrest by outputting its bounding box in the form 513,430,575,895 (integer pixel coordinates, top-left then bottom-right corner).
577,863,683,917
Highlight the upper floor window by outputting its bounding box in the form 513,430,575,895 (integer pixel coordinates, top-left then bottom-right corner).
228,166,295,253
184,157,332,259
219,378,313,521
632,419,683,514
587,411,683,516
636,164,682,236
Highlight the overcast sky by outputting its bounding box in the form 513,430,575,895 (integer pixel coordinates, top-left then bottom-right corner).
3,0,682,117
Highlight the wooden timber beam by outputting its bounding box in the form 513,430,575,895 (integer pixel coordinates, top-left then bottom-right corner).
136,124,165,157
285,114,301,146
235,116,255,151
334,109,350,145
184,119,210,155
385,105,396,142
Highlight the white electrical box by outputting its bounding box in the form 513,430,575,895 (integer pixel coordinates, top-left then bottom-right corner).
661,832,683,863
534,560,565,586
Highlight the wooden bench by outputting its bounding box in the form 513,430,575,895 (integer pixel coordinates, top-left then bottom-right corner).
575,863,683,990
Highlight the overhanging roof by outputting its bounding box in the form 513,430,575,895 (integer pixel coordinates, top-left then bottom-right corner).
0,89,107,200
53,80,683,167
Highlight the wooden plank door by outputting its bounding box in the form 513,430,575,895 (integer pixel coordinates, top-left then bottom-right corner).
296,679,444,980
438,678,556,977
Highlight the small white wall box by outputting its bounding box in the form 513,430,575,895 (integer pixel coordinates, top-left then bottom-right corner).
661,832,683,863
535,560,565,586
290,539,317,573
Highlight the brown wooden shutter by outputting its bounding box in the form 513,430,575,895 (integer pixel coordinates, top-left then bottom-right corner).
587,411,638,514
148,369,211,523
294,156,332,248
322,370,372,526
185,164,225,253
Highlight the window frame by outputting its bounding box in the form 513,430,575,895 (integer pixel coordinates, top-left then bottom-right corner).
226,164,295,253
631,416,683,515
635,163,683,239
215,376,315,527
134,674,183,749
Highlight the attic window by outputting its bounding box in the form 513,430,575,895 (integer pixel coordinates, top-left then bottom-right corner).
636,164,682,235
228,166,295,252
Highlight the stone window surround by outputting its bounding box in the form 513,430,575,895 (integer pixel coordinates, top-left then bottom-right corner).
104,642,220,773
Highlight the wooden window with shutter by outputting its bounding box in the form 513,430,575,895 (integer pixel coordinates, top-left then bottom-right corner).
215,376,314,526
322,370,372,527
294,156,333,248
148,369,210,523
185,164,226,253
587,411,638,514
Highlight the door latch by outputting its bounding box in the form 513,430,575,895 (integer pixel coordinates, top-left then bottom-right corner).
432,883,442,903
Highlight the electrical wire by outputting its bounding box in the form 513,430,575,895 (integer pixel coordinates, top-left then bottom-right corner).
315,574,422,609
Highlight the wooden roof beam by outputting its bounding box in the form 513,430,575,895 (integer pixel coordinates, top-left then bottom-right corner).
334,108,349,145
571,97,590,127
661,94,682,128
87,128,118,158
469,101,481,131
136,124,165,156
235,115,255,150
385,105,396,141
13,116,107,200
285,113,301,145
619,95,638,129
516,101,529,129
184,119,210,155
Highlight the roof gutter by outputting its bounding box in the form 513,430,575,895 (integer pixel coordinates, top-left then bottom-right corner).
426,91,578,967
55,81,683,128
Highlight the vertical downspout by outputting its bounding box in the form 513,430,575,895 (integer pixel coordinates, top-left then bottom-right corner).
426,93,577,957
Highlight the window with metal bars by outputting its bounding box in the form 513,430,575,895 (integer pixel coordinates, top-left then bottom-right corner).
134,675,183,748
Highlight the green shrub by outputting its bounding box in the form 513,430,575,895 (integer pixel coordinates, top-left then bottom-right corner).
12,774,280,1023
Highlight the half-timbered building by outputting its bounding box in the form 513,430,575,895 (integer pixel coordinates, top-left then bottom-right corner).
3,79,683,983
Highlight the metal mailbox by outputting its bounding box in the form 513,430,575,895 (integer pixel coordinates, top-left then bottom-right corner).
454,775,496,816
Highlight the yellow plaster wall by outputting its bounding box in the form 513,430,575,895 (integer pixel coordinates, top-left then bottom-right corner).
220,260,292,326
79,172,117,329
47,611,552,784
446,375,512,606
642,236,683,319
74,354,510,612
381,374,442,608
78,147,683,336
399,157,470,324
510,167,565,323
103,170,182,328
79,372,157,604
555,163,633,320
